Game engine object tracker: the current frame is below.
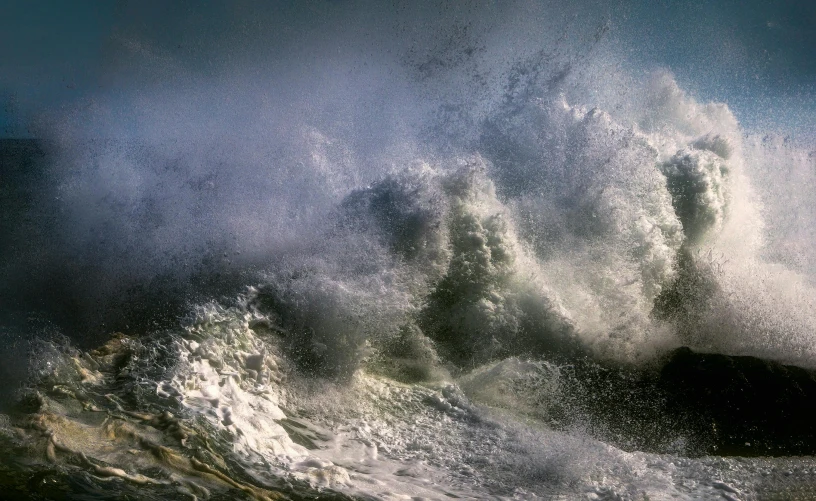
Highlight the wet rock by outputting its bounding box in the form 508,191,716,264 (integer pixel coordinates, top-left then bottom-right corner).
558,347,816,457
660,347,816,456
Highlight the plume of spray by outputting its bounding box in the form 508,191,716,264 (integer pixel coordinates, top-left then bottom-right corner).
9,1,614,342
4,0,816,386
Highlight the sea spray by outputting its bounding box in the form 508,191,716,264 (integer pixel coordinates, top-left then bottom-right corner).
3,2,816,498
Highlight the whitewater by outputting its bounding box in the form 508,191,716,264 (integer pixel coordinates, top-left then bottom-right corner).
1,2,816,499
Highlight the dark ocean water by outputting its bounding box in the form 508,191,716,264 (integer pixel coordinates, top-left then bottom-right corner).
1,2,816,499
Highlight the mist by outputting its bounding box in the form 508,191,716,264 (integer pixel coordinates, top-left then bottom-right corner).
1,1,815,398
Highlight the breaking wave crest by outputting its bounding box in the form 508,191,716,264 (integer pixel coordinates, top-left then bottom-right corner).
3,3,816,498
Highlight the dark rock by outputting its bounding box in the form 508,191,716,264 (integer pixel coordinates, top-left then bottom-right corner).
660,347,816,456
555,347,816,457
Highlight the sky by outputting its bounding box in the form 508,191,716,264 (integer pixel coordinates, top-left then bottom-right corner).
617,0,816,135
1,0,814,138
0,1,117,136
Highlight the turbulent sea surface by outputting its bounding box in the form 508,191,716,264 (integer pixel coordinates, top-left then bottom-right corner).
2,2,816,499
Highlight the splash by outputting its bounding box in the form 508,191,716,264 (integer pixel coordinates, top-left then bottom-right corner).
3,2,816,499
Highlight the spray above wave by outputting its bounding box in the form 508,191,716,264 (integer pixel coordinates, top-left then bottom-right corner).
5,0,815,377
5,4,816,499
250,75,816,376
225,90,790,379
17,77,816,372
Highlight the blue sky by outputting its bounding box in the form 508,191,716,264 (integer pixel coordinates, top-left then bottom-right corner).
0,1,117,135
617,0,816,135
1,0,814,138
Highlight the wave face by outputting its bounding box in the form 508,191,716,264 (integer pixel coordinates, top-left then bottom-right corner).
2,1,816,499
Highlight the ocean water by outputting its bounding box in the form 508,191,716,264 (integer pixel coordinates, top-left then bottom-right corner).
2,2,816,499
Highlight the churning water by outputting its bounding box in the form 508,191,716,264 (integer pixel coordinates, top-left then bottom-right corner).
1,2,816,499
